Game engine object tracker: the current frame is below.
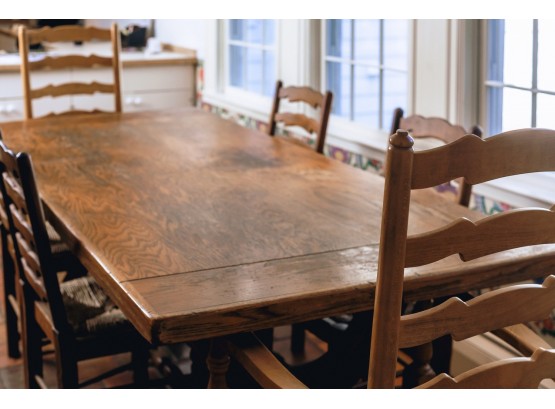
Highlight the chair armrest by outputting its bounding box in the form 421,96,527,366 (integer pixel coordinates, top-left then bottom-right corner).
228,332,308,389
492,324,552,356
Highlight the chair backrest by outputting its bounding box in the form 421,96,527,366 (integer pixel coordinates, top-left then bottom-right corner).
390,107,483,207
0,141,72,335
369,128,555,388
18,23,122,119
0,131,13,237
268,80,333,154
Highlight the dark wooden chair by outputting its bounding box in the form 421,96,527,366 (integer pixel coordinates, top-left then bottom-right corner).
268,80,333,154
18,23,122,119
222,128,555,389
0,140,150,388
0,130,85,359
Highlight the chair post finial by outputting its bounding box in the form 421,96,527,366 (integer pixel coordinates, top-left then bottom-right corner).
390,129,414,149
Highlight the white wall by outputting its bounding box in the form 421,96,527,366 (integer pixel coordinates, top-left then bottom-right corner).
154,20,209,59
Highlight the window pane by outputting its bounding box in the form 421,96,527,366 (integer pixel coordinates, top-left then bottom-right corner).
353,66,379,127
326,61,351,119
536,93,555,128
263,50,275,97
502,88,532,131
503,20,533,87
326,19,352,59
228,19,275,96
537,20,555,91
246,48,263,94
382,70,407,129
353,20,379,64
263,20,275,46
230,20,246,41
383,20,409,69
229,45,245,88
246,20,264,44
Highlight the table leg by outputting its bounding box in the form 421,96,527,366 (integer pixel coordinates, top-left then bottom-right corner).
401,342,436,388
207,337,230,388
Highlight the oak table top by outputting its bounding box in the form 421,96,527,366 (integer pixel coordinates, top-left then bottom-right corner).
2,107,555,344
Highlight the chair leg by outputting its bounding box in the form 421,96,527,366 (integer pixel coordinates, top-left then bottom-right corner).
55,336,79,389
21,284,43,388
2,231,20,358
131,346,150,387
290,324,305,355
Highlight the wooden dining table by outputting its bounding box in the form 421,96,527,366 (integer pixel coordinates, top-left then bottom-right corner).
2,107,555,383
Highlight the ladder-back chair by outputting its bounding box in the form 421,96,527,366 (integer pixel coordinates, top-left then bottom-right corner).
369,128,555,388
18,23,122,119
268,80,333,155
0,130,85,360
391,107,483,207
0,141,150,388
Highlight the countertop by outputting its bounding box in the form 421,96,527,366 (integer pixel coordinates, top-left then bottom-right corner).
0,41,197,72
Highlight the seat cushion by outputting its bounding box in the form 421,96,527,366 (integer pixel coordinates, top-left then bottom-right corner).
60,276,131,336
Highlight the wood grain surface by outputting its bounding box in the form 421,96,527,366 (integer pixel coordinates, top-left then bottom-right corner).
2,108,555,344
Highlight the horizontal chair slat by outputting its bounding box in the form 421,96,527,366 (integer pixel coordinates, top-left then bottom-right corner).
30,82,115,99
420,348,555,389
3,174,27,214
400,115,468,144
411,129,555,189
20,256,47,301
274,113,320,135
43,109,113,118
27,26,111,44
15,232,42,279
30,54,113,70
399,275,555,348
405,206,555,266
279,86,324,108
10,204,35,249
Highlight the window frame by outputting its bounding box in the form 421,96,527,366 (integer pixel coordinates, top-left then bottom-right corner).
476,19,555,208
202,19,415,159
321,19,410,130
224,19,277,100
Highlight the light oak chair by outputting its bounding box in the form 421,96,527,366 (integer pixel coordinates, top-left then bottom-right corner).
289,110,484,380
268,80,333,155
390,108,484,380
368,128,555,388
221,127,555,389
0,141,150,388
390,107,483,207
268,80,339,356
18,23,122,119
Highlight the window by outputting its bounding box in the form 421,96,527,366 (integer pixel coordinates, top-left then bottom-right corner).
324,19,409,130
227,19,276,97
480,19,555,208
486,19,555,136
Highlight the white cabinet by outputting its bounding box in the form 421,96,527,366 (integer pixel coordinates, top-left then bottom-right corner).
0,50,197,122
122,65,196,111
